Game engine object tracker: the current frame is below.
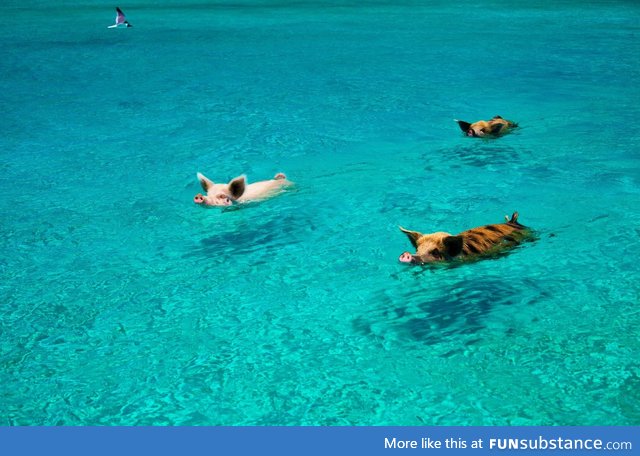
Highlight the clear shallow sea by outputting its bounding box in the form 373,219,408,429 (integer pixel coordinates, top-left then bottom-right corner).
1,0,639,425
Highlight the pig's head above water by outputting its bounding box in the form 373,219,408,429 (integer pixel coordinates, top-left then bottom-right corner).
398,229,464,264
194,172,246,207
455,115,517,138
398,212,530,265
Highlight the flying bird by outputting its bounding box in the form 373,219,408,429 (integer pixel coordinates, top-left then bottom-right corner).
108,7,132,28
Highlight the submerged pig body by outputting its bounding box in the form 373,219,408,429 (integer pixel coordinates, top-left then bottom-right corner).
194,172,291,207
399,212,531,264
455,115,517,137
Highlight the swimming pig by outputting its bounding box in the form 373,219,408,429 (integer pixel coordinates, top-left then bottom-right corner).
455,116,517,137
194,172,291,207
398,212,531,264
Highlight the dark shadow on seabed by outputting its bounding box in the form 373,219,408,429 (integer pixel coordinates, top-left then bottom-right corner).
353,269,551,347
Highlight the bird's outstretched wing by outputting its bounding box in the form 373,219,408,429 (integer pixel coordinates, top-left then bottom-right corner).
116,7,126,24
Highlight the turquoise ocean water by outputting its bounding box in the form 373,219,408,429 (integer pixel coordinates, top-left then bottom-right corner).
1,0,639,425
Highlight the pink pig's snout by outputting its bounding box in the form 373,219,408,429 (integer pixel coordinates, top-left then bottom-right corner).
194,192,234,206
399,252,414,263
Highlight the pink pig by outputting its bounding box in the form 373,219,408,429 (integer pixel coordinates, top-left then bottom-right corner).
193,172,292,207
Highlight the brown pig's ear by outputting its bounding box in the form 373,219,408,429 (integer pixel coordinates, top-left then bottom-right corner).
228,175,246,199
197,172,214,192
399,227,423,249
455,119,472,133
443,235,464,257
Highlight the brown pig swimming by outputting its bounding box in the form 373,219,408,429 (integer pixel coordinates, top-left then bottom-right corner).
398,212,531,264
455,115,517,137
194,172,292,207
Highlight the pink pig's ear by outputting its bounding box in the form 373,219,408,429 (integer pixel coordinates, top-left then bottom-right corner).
228,175,246,199
197,172,214,192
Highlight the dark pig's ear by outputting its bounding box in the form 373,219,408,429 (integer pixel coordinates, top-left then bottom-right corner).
228,175,246,199
455,119,472,133
399,227,423,249
197,172,214,191
443,235,464,257
490,123,505,135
